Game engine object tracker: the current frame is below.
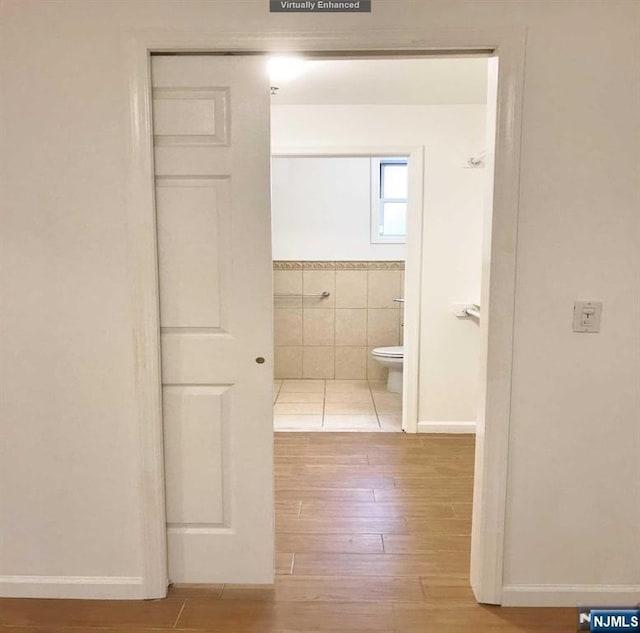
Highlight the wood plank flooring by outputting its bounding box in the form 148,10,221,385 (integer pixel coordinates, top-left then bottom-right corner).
0,433,575,632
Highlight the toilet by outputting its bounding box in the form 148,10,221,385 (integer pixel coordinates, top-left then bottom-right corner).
370,346,404,393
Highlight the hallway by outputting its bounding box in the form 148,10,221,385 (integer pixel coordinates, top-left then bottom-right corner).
0,433,574,631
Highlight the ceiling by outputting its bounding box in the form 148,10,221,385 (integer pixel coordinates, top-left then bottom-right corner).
270,56,488,106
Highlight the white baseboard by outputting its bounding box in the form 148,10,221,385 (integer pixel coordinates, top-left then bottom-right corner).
502,584,640,607
0,575,148,600
417,420,476,434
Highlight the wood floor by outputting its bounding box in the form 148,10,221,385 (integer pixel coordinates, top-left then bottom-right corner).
0,433,575,632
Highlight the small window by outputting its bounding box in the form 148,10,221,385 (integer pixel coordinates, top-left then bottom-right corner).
371,157,408,244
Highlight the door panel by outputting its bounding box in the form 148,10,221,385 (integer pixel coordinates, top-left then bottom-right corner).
151,55,274,584
163,386,226,525
153,87,229,144
156,177,228,328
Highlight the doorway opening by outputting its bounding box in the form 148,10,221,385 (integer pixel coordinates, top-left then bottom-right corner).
269,56,490,435
130,31,523,603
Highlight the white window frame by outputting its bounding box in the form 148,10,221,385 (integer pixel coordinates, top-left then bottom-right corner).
371,156,409,244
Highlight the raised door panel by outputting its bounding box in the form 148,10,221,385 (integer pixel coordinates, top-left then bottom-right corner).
155,177,230,329
163,386,227,525
153,87,229,145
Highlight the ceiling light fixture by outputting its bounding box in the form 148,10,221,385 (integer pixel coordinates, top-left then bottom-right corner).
267,55,306,87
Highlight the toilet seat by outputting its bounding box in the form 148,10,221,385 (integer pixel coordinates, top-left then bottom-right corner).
371,346,404,358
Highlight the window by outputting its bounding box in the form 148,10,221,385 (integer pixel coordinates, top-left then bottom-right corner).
371,157,408,244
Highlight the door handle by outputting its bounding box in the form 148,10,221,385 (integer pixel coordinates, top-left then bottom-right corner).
255,357,266,364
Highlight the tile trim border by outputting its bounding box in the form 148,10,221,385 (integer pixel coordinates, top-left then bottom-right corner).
334,261,369,270
302,261,336,270
273,260,405,271
272,261,303,270
366,261,405,270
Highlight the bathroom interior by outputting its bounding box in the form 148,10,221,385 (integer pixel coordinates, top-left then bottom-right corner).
270,56,488,433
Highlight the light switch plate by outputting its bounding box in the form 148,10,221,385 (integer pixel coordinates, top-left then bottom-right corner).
573,301,603,333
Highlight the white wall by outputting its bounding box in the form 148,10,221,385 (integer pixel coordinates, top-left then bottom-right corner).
273,104,486,422
1,0,638,605
271,156,406,260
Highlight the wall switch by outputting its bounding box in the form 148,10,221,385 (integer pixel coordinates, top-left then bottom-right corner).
573,301,602,333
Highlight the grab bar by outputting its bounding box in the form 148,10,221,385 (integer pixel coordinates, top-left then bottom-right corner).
275,291,331,298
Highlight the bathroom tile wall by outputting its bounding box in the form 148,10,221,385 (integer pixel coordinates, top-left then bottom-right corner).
274,261,405,379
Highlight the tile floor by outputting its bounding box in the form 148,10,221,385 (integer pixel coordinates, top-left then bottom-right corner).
273,379,402,432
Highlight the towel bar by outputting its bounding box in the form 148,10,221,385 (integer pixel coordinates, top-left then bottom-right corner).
274,291,331,298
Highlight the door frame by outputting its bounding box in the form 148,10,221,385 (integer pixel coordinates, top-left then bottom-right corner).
124,28,525,603
271,145,424,434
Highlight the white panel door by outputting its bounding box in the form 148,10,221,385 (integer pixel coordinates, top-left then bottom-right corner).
151,55,274,584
